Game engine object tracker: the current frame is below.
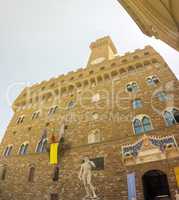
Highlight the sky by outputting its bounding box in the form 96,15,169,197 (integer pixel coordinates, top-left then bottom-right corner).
0,0,179,140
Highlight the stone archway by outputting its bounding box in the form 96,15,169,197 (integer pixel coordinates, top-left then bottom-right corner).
142,170,170,200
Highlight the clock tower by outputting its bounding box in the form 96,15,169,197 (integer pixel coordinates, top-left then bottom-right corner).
87,36,118,67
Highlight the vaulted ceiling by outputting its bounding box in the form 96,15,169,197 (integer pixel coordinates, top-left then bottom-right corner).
118,0,179,51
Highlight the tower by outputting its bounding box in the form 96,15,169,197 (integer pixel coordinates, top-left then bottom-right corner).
87,36,117,67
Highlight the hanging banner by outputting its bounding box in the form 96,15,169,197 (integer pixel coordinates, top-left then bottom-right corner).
127,172,137,200
50,143,59,164
174,167,179,187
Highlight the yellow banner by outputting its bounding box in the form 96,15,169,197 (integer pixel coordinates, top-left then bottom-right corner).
50,143,58,164
174,167,179,187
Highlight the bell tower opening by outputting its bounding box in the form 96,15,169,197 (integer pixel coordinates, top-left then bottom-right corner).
142,170,170,200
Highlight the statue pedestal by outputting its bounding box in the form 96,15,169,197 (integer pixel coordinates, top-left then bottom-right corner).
82,196,100,200
175,193,179,200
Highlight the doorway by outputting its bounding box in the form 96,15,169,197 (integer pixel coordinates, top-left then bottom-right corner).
142,170,170,200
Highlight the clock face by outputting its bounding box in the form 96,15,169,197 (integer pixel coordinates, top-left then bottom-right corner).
91,57,105,65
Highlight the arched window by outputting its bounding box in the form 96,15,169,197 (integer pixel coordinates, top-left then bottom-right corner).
163,108,179,126
41,139,48,153
16,115,25,124
3,146,10,157
156,91,169,102
1,166,7,180
164,111,175,126
32,111,40,120
6,146,13,156
36,138,48,153
146,75,160,86
19,143,28,155
142,117,152,132
126,82,139,92
127,84,133,92
173,109,179,123
133,119,143,135
24,144,29,154
132,99,142,109
19,144,25,155
52,166,59,181
36,140,43,153
48,106,58,115
50,193,59,200
28,167,35,182
132,82,138,91
133,115,153,135
68,100,76,109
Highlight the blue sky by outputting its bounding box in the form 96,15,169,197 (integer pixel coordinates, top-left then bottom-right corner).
0,0,178,140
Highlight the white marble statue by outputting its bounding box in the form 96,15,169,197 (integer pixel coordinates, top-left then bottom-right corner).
79,157,98,199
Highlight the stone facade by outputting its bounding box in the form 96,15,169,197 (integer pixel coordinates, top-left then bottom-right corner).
0,37,179,200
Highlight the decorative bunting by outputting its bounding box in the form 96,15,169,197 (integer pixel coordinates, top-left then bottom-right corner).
122,135,177,158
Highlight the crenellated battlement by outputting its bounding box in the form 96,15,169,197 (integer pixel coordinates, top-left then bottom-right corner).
12,42,165,112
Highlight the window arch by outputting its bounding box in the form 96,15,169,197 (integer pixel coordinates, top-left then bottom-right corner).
163,108,179,126
126,82,139,92
52,166,59,181
19,143,29,155
36,138,48,153
28,166,35,182
67,100,76,109
133,115,153,135
132,99,142,109
146,75,160,86
7,145,13,156
3,145,13,157
3,147,9,157
19,144,25,155
32,111,40,120
48,106,58,115
173,109,179,123
1,165,7,180
16,115,25,124
156,91,169,102
133,119,143,135
142,117,152,132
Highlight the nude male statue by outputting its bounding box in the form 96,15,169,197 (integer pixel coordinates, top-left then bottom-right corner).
79,157,97,199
